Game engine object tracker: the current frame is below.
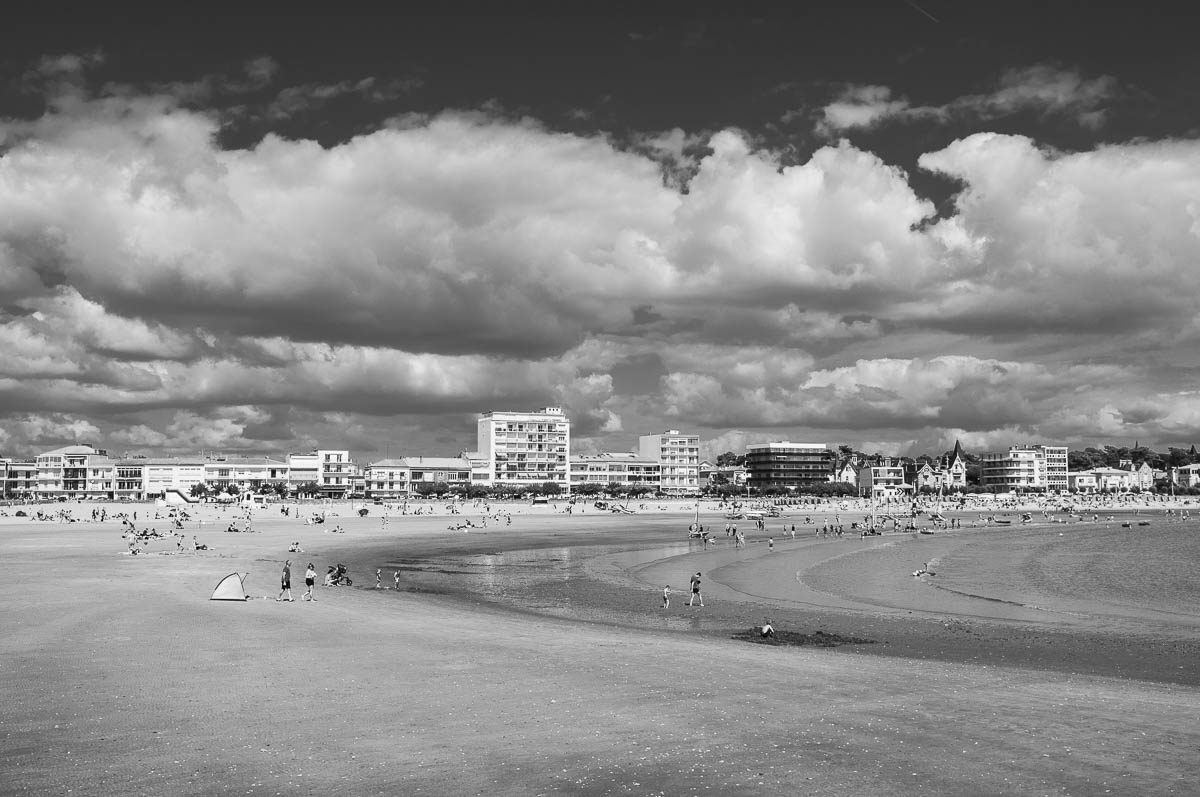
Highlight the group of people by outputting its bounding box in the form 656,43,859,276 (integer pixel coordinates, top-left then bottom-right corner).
661,572,705,609
277,560,320,601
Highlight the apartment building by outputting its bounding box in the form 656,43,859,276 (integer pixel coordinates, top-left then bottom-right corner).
637,430,699,494
570,453,661,491
744,442,833,492
1,458,37,499
34,445,109,499
980,444,1068,491
477,406,571,493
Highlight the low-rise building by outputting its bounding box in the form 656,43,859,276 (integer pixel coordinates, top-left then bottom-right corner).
1,458,37,499
203,457,290,495
1174,464,1200,489
571,453,661,492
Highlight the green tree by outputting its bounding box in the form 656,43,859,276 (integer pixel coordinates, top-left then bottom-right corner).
189,482,210,499
605,482,627,498
541,481,562,496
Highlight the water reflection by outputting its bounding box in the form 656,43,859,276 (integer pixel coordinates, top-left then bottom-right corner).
400,542,707,629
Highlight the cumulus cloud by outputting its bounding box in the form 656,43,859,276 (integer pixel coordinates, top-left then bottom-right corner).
2,58,1199,458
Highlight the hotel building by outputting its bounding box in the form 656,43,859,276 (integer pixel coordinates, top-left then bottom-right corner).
980,444,1069,491
476,406,571,493
637,430,700,494
744,442,834,492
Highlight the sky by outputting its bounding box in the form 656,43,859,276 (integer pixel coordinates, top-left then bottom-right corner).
2,2,1200,464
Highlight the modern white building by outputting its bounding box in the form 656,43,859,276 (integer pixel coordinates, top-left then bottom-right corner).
637,429,699,494
857,461,909,498
143,458,207,497
476,406,571,493
570,453,661,491
35,445,109,498
980,444,1068,491
202,457,290,494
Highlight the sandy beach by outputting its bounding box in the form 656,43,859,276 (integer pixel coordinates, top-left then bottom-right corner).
3,498,1199,795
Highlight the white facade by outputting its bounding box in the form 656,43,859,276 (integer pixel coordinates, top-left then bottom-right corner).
144,459,207,496
203,457,289,493
637,429,699,494
1174,464,1200,489
981,445,1068,491
35,445,108,498
317,449,353,496
477,407,571,492
287,453,320,492
364,457,472,498
857,463,908,498
570,453,661,490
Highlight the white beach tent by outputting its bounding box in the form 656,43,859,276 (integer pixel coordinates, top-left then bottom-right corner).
210,572,249,601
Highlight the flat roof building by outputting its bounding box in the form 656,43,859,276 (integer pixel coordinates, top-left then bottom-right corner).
744,442,833,492
477,407,570,492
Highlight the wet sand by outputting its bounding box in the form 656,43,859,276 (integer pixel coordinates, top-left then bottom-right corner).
3,500,1199,795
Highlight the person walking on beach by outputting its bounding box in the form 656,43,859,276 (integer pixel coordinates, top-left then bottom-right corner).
662,585,671,609
768,537,774,552
303,562,317,601
394,570,401,590
688,572,703,607
277,559,294,602
375,568,382,589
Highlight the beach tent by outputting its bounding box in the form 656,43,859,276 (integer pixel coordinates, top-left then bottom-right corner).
210,572,248,601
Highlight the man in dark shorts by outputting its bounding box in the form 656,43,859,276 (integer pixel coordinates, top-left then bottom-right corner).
277,559,294,602
688,571,703,607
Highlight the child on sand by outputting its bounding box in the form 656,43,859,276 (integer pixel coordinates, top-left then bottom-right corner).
662,585,671,608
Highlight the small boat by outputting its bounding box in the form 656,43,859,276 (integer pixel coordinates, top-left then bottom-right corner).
993,519,1012,525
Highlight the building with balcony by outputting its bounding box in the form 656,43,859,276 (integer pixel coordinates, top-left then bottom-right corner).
35,445,109,499
477,407,571,493
203,457,290,495
1,458,37,499
980,444,1068,491
744,442,833,492
637,429,700,494
857,461,909,498
570,453,661,492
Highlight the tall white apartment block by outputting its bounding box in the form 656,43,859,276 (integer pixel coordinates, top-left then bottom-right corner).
477,406,571,492
638,429,700,494
981,444,1068,491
